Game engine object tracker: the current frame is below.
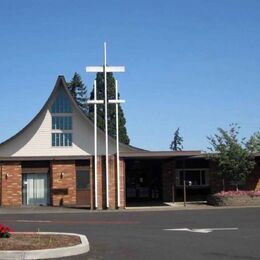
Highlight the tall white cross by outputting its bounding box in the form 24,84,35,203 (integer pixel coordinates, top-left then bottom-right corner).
86,42,125,208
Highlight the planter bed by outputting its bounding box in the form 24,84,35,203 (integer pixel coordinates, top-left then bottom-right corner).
207,191,260,206
0,233,80,250
0,232,89,260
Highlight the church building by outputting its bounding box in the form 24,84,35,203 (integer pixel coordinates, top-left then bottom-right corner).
0,76,259,209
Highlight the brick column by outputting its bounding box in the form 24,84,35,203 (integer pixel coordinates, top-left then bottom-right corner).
96,156,124,210
51,161,76,206
209,161,224,193
0,164,2,205
1,162,22,206
96,156,105,209
119,159,126,208
89,157,94,210
162,160,175,202
109,155,117,209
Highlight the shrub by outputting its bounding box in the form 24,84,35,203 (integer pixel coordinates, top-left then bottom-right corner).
216,190,260,197
0,224,12,238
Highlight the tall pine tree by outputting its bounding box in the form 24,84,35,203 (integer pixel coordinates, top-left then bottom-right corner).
89,72,130,145
170,128,183,151
68,72,88,113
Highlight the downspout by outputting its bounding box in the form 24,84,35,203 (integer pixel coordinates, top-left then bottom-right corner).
0,164,2,206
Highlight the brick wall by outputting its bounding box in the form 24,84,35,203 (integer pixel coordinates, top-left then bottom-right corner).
51,161,76,206
108,156,126,209
119,159,126,208
209,158,260,193
161,160,175,202
109,156,116,209
96,156,105,209
247,158,260,191
1,162,22,206
95,156,125,209
209,161,225,193
0,164,2,204
89,158,94,209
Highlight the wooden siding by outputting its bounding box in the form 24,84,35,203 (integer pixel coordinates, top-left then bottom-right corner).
0,85,133,157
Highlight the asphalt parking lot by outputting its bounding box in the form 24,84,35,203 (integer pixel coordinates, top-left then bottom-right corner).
0,207,260,260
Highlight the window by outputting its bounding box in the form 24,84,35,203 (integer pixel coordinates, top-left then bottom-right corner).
176,169,209,186
51,89,73,147
52,116,72,130
51,90,72,113
52,133,72,147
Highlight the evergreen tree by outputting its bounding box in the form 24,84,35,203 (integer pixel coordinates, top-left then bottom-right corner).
68,72,88,113
89,72,130,145
170,128,183,151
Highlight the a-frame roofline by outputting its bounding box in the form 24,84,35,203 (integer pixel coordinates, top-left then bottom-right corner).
0,75,142,152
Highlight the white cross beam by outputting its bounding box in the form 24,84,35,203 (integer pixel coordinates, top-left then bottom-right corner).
86,66,125,73
86,42,125,209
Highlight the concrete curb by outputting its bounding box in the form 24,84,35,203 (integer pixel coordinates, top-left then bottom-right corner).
0,232,90,260
1,204,260,215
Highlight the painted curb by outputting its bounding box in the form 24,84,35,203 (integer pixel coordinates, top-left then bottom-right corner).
0,232,90,260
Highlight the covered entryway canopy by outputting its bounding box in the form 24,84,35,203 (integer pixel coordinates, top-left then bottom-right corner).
121,150,205,206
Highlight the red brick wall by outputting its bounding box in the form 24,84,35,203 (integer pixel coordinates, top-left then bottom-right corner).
209,161,224,193
51,161,76,206
89,158,94,209
0,164,2,204
109,156,116,209
108,156,126,209
96,156,106,209
95,156,125,209
162,160,175,202
247,158,260,191
119,159,126,208
1,162,22,206
209,159,260,192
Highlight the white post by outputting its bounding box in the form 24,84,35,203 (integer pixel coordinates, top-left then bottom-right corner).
87,81,104,209
94,80,98,209
115,80,120,208
104,42,110,208
109,81,125,208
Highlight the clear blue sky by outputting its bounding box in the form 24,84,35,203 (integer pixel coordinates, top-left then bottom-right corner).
0,0,259,151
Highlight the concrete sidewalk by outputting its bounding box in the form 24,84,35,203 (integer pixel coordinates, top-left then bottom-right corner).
0,206,90,214
125,201,215,211
0,203,259,214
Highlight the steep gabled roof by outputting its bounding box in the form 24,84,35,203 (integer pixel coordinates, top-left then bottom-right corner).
0,75,142,152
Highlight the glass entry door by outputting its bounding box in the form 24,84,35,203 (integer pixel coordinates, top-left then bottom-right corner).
23,173,49,206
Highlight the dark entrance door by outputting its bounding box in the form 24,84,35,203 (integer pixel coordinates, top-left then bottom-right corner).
76,169,90,205
126,160,162,203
